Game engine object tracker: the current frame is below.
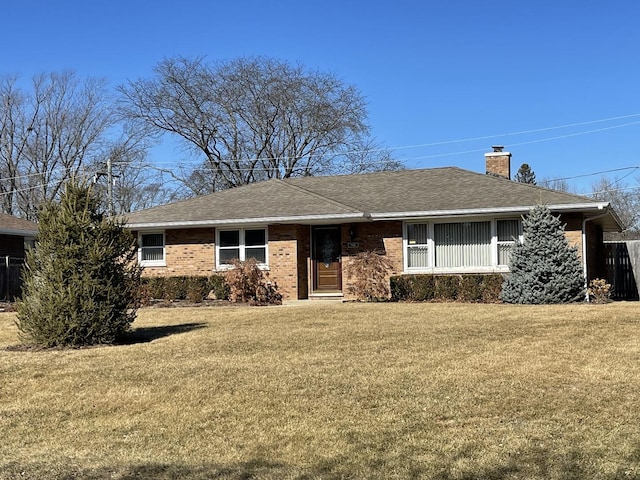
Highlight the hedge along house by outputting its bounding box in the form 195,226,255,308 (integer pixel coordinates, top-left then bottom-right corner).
125,148,621,301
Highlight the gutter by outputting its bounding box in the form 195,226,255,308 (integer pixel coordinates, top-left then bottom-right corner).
0,229,38,237
126,212,369,230
369,203,611,220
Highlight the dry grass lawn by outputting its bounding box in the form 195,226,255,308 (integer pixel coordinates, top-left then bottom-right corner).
1,301,639,479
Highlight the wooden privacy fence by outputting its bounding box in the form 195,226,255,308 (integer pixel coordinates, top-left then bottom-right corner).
0,256,25,301
604,241,640,301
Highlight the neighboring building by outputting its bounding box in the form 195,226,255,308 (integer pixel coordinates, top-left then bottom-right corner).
125,148,621,300
0,213,38,301
0,213,38,258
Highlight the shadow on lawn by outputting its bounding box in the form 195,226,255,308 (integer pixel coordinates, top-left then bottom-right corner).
120,322,207,345
3,445,640,480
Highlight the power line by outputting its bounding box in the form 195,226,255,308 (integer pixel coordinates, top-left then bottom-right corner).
143,116,640,168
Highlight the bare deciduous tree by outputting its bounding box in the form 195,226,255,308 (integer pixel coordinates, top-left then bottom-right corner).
539,177,573,193
0,72,155,219
118,56,401,195
592,176,640,235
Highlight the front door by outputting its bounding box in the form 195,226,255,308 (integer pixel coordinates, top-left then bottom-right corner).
313,226,342,292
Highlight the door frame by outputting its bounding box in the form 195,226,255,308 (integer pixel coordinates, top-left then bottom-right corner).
311,225,343,293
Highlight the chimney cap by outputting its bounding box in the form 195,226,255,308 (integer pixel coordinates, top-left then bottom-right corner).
491,145,504,152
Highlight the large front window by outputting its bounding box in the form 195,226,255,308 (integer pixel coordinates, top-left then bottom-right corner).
404,218,521,272
434,221,491,267
217,228,267,268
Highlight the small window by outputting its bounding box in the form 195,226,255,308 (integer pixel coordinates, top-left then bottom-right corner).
217,228,267,268
407,223,429,268
497,219,522,265
140,233,165,266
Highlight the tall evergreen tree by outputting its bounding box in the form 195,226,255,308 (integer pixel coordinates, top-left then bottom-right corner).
16,181,142,347
514,163,537,184
500,205,585,304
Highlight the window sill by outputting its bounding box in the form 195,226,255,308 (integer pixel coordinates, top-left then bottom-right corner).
140,261,166,268
404,266,510,275
215,264,269,271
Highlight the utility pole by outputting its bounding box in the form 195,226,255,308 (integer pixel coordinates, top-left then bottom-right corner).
106,157,114,217
94,157,118,216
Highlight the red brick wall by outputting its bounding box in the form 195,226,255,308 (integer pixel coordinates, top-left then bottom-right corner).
341,221,403,300
268,224,301,300
485,153,511,179
137,228,215,277
134,215,605,299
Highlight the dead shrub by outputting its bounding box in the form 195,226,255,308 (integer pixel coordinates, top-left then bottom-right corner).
345,251,395,301
224,259,282,306
587,278,612,304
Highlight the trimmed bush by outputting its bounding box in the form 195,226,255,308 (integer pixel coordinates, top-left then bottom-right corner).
458,274,483,302
390,274,504,303
209,274,230,300
434,276,459,301
138,275,230,303
481,274,504,303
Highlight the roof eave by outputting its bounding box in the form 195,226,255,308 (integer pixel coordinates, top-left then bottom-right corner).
369,203,611,220
0,229,38,236
126,212,368,229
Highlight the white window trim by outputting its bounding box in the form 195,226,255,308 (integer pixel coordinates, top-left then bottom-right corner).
216,226,269,271
403,217,522,274
496,219,523,266
138,231,166,267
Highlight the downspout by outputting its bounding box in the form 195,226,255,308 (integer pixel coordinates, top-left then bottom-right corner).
582,210,610,301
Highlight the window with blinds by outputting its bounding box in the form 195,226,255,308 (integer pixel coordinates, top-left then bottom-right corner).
404,218,522,271
140,233,165,265
497,219,522,265
407,223,429,268
434,221,491,267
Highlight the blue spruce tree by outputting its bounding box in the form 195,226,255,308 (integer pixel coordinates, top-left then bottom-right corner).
500,205,585,304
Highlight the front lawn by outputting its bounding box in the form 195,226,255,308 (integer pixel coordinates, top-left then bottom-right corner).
1,302,639,479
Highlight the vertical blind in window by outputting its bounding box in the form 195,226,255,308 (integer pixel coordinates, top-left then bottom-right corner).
497,219,521,265
434,221,491,267
407,223,429,268
141,233,164,262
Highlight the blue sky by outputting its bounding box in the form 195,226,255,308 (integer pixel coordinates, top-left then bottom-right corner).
2,0,639,194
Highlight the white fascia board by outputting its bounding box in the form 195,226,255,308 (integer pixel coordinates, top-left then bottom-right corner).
369,203,611,220
126,212,368,230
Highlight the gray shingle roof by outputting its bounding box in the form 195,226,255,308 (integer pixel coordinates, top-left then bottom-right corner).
125,167,619,230
0,213,38,235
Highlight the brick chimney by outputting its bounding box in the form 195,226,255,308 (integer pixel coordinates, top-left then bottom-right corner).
485,146,511,179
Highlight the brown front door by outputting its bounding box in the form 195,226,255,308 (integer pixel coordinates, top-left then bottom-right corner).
313,226,342,292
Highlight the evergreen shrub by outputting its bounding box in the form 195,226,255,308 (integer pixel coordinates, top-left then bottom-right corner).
16,182,142,347
500,205,585,304
138,275,230,303
390,274,503,303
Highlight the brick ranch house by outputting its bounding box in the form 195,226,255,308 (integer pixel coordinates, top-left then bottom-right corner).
125,148,621,301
